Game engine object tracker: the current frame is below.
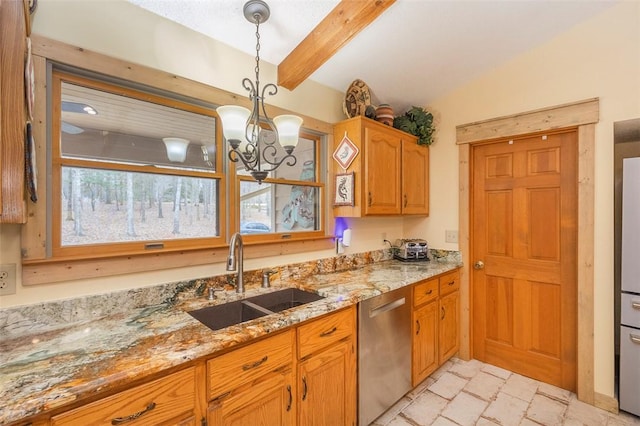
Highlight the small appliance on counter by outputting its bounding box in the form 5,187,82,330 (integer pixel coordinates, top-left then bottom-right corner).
392,238,429,262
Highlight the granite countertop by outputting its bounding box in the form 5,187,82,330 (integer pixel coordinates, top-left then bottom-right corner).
0,255,461,425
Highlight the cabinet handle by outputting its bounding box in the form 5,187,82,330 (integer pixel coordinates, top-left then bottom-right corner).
441,306,445,320
320,326,337,337
368,192,372,206
631,334,640,345
448,281,455,286
416,320,420,335
211,391,231,403
302,376,308,401
286,385,293,411
425,289,433,295
632,301,640,310
111,402,156,425
404,194,407,207
242,355,268,371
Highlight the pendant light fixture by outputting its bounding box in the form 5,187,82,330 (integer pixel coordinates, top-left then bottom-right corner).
217,0,303,184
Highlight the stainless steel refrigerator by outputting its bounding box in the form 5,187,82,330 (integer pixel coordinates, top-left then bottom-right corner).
620,156,640,416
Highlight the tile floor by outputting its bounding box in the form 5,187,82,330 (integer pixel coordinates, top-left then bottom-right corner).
371,358,640,426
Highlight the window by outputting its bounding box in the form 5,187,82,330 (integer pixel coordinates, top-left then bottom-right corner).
235,130,325,240
51,71,225,257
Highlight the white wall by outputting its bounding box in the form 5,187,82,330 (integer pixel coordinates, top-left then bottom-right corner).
0,0,404,308
415,1,640,399
1,0,638,401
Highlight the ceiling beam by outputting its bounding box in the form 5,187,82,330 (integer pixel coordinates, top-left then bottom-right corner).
277,0,396,91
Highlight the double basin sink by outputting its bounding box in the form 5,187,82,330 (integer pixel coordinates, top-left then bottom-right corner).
189,288,324,331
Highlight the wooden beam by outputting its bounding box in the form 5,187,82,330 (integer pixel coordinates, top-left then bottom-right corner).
277,0,396,90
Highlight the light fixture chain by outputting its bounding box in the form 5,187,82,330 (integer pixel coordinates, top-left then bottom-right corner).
254,18,261,85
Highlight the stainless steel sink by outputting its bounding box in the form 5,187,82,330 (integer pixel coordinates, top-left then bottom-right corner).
189,288,324,331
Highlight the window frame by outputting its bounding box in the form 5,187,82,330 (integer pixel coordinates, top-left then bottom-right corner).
231,130,326,243
20,36,336,285
50,70,227,259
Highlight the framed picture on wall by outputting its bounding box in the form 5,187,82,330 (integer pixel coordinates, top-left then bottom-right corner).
334,172,355,206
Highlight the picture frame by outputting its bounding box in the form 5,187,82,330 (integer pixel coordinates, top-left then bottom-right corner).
334,172,355,206
332,134,359,170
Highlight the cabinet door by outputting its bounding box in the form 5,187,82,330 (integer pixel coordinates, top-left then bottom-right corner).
363,126,401,215
0,0,27,223
401,142,429,215
412,300,439,386
298,338,356,426
439,291,460,364
207,369,295,426
51,368,195,426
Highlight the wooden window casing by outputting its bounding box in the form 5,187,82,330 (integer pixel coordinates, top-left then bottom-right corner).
21,36,335,285
50,71,226,260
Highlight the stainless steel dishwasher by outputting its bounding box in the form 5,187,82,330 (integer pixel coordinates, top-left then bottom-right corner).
358,286,412,426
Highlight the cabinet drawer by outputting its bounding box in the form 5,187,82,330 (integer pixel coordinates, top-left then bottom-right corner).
207,329,294,400
51,368,195,426
439,271,459,296
297,306,355,359
413,278,438,307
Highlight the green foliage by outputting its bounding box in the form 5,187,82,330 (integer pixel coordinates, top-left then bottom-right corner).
393,106,435,146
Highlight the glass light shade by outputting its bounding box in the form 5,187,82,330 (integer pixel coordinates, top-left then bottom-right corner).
217,105,251,143
162,137,190,162
273,115,303,149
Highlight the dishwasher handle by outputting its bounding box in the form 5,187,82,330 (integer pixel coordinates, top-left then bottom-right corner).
369,297,406,318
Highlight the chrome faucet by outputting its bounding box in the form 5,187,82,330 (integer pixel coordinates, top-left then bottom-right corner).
226,232,244,293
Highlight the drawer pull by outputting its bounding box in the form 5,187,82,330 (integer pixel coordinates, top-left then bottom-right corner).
211,391,231,403
441,306,445,320
631,334,640,345
242,355,268,371
448,281,455,286
286,385,292,411
416,320,421,335
632,301,640,310
302,376,308,401
425,289,433,295
111,402,156,425
320,326,338,337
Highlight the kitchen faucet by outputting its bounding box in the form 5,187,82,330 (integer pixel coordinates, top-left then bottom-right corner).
226,232,244,293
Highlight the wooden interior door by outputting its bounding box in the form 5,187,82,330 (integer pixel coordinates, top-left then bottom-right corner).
472,130,577,391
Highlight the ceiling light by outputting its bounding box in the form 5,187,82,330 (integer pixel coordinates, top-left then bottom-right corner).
61,101,98,115
162,137,190,162
216,0,303,184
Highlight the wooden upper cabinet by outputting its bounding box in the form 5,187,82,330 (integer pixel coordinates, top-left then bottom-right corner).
0,0,28,223
332,116,429,217
402,140,430,215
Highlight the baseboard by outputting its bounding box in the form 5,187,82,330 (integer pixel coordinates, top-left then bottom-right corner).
595,392,619,414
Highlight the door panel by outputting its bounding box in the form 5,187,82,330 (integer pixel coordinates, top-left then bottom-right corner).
472,130,577,391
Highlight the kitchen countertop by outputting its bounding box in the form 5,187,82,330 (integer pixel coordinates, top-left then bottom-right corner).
0,256,461,425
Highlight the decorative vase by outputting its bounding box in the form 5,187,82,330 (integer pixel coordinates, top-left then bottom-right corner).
375,104,394,126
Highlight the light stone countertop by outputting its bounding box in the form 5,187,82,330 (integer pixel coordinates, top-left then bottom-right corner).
0,254,461,425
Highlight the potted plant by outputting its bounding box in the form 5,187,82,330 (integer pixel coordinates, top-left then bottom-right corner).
393,106,435,146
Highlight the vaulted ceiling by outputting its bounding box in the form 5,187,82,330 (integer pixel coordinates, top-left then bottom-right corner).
127,0,619,115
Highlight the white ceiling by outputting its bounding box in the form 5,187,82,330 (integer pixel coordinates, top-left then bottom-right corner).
127,0,619,114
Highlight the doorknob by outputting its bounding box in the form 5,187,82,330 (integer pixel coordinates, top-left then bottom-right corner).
473,260,485,270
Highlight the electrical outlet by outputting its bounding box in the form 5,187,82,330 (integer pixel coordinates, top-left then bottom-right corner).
0,264,17,296
445,230,459,244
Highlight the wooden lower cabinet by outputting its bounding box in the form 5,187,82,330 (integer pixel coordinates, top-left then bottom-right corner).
50,367,196,426
206,330,295,426
297,306,357,426
412,299,439,385
412,270,460,387
207,369,295,426
298,339,355,426
439,290,460,364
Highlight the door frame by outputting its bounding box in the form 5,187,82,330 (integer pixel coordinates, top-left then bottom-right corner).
455,98,614,411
